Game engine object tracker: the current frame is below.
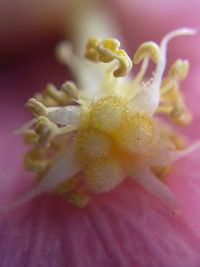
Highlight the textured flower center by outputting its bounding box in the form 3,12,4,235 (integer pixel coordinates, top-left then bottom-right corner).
89,96,128,133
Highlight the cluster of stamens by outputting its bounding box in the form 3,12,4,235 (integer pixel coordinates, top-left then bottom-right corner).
15,28,199,211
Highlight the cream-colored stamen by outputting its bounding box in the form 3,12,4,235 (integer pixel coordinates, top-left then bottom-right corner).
169,59,189,80
25,98,47,116
133,41,160,64
85,37,132,77
24,149,47,171
61,81,80,101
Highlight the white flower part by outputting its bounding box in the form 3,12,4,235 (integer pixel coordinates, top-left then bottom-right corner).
145,140,200,167
130,168,180,211
4,144,81,210
47,106,81,126
167,140,200,164
131,28,196,116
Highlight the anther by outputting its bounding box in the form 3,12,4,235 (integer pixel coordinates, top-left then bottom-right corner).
67,192,90,207
61,81,80,101
84,37,101,62
35,116,57,148
25,98,47,116
24,149,47,171
23,129,39,144
44,83,71,105
133,41,160,64
85,37,132,77
169,59,189,80
170,99,192,125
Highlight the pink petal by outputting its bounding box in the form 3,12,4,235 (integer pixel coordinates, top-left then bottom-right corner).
1,178,200,267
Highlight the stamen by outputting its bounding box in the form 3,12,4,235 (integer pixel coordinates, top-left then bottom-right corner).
24,149,47,171
132,28,196,115
35,116,57,148
133,41,160,64
169,99,192,126
55,179,77,195
169,59,189,80
14,28,198,211
67,192,90,207
23,129,39,144
158,58,191,125
61,81,80,101
85,37,132,77
44,83,72,105
25,98,47,117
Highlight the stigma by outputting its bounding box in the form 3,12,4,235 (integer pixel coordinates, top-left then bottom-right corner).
11,28,200,213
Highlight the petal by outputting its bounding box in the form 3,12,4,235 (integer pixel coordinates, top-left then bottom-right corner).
1,179,200,267
3,144,81,210
47,106,81,126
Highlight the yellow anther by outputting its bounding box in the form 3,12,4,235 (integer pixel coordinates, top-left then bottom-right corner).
85,37,132,77
169,59,189,80
152,165,172,180
44,83,71,105
170,133,187,150
24,149,47,171
170,99,192,126
67,192,90,207
97,38,120,62
25,98,47,116
61,81,80,101
84,37,101,62
133,41,160,64
114,49,132,77
35,116,57,148
23,129,39,144
34,92,58,108
55,179,77,194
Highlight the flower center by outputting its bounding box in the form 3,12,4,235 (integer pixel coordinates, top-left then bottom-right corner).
89,96,128,133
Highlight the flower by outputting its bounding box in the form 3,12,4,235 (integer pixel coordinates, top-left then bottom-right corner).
10,28,200,215
1,0,200,266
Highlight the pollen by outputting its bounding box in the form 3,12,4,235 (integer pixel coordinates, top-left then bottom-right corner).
84,156,124,193
115,113,155,154
76,127,112,160
89,96,129,133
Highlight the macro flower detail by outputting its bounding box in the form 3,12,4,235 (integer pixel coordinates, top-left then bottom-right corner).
11,28,200,213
